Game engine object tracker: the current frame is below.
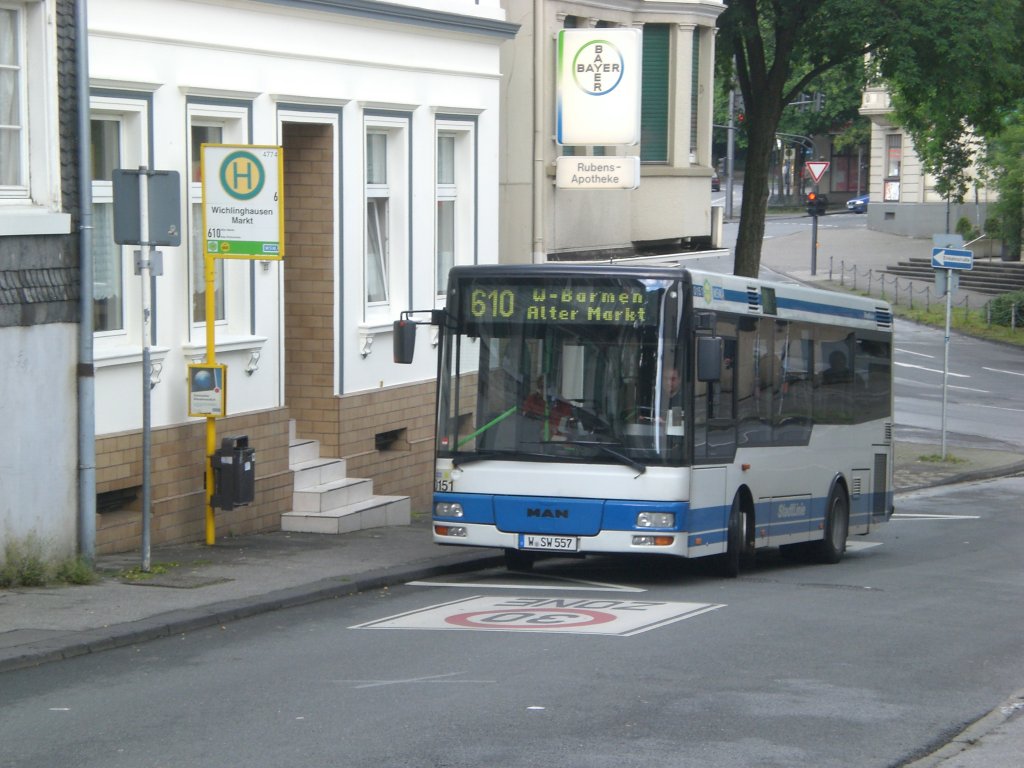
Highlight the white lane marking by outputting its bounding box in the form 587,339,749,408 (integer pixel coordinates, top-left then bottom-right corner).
896,348,935,359
948,385,991,393
335,672,497,690
983,366,1024,378
894,361,970,378
892,513,980,520
845,541,883,551
961,403,1024,414
408,571,646,593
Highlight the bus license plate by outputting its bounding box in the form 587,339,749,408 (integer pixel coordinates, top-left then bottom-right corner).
519,534,579,552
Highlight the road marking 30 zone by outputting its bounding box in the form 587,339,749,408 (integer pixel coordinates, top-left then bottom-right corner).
351,595,724,637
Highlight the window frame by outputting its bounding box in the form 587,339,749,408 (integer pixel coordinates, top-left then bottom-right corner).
0,0,66,233
89,93,150,350
362,112,409,323
186,100,252,338
434,117,476,302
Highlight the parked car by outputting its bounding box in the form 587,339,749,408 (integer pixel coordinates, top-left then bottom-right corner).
711,173,721,192
846,193,869,213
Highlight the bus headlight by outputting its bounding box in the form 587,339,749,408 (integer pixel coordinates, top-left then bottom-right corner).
435,502,464,518
636,511,674,528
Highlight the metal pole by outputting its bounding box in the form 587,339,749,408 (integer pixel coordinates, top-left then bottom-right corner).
75,0,97,563
205,252,218,545
138,168,153,571
725,88,736,220
810,211,819,276
941,268,953,460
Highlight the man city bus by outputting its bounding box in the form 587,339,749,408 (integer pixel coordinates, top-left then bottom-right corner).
395,263,894,576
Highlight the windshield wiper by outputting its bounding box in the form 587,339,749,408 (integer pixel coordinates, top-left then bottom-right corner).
560,439,647,475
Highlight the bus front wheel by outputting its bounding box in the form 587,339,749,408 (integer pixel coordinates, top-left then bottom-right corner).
720,496,749,578
814,485,849,564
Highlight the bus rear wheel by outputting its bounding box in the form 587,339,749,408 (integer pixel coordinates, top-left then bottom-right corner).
814,485,849,564
504,548,536,572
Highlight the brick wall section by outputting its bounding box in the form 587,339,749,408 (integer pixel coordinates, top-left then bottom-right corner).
282,123,340,454
337,380,437,514
95,408,292,554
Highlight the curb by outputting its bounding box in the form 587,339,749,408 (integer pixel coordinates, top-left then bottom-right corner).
896,460,1024,494
900,689,1024,767
0,550,502,674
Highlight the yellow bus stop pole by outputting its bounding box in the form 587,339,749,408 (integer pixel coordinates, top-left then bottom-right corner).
204,252,217,545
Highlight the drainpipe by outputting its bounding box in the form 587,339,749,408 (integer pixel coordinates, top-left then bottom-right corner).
532,0,545,263
75,0,97,562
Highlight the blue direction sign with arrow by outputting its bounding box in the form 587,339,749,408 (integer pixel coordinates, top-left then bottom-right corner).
931,247,974,270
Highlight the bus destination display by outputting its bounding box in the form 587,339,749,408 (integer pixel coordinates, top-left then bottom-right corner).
463,280,659,325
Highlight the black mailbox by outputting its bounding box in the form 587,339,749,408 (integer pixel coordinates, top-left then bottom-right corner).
211,435,255,509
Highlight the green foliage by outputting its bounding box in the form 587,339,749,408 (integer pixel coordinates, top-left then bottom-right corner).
1,535,48,587
955,217,979,242
989,290,1024,328
1,533,98,588
54,557,100,585
717,0,1024,276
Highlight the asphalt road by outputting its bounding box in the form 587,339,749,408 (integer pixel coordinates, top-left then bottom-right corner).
893,319,1024,452
2,475,1023,768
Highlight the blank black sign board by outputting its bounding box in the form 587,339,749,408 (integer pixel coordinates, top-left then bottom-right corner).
112,169,182,246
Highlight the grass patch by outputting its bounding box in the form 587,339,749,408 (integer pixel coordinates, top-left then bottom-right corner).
819,280,1024,348
117,562,179,581
918,453,966,464
0,534,99,588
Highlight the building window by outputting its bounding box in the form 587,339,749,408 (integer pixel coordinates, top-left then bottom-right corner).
191,124,225,323
436,133,455,293
363,113,409,318
366,130,389,304
886,134,902,179
91,118,123,332
641,23,670,163
0,6,25,191
690,28,700,159
435,120,475,300
1,0,61,216
186,102,250,333
90,93,150,345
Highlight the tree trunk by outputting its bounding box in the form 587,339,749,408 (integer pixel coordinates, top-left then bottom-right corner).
733,121,778,278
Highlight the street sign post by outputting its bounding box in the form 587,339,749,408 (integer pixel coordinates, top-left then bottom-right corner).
931,247,974,270
199,144,285,545
930,246,973,459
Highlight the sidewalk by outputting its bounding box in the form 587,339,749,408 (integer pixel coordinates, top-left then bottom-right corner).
3,222,1024,766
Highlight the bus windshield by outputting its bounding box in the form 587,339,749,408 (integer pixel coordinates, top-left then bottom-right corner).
437,273,686,468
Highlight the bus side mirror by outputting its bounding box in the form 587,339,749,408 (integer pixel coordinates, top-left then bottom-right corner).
697,336,722,382
393,319,416,364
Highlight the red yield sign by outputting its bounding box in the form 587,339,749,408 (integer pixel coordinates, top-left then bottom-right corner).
805,161,829,184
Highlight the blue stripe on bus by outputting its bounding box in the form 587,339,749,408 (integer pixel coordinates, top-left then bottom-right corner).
721,288,880,323
435,487,894,546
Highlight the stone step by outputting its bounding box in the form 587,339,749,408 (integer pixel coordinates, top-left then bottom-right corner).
293,476,374,514
288,437,321,464
281,496,412,534
291,457,348,490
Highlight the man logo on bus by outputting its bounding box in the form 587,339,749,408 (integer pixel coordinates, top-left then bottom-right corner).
572,40,625,95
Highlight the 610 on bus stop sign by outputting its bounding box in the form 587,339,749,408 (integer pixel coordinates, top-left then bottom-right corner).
202,144,284,260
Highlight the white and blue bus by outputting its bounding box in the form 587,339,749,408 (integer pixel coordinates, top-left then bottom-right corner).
397,263,894,576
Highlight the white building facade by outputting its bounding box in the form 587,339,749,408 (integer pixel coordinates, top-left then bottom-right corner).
500,0,725,263
0,0,79,562
85,0,515,552
860,84,995,241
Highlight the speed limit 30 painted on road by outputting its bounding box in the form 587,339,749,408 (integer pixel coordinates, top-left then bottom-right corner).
352,596,724,637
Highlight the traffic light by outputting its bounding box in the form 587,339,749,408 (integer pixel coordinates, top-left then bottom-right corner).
805,191,827,216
